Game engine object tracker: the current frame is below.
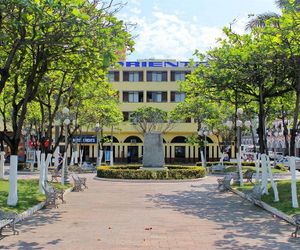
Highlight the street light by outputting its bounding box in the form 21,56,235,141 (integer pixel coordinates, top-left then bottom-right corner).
235,108,251,186
95,123,101,166
198,125,212,168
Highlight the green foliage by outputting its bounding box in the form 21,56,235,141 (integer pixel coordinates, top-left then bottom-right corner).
97,166,206,179
0,0,134,153
129,106,174,134
274,163,288,172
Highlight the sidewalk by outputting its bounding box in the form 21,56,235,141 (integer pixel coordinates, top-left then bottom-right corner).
0,174,299,249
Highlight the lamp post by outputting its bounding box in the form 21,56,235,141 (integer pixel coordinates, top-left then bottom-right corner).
61,107,70,185
198,126,212,167
95,123,100,166
235,108,251,186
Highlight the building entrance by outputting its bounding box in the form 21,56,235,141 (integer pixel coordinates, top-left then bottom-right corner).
127,146,139,163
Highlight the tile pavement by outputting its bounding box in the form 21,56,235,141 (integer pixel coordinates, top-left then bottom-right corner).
0,174,300,249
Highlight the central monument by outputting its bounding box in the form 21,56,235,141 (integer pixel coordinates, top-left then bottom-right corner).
143,132,164,168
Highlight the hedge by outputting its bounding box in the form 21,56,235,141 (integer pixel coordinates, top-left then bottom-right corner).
97,166,206,180
196,161,256,167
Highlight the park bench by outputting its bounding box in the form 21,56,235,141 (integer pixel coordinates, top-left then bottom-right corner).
42,182,65,208
243,170,254,183
71,174,87,192
244,184,263,206
291,214,300,237
50,169,61,182
217,174,233,192
0,210,18,236
211,164,226,173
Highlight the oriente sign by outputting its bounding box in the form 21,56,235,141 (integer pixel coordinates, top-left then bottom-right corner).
118,61,205,68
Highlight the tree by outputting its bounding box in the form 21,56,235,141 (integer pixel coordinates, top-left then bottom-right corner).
247,0,300,155
189,27,293,154
0,0,133,155
129,107,174,134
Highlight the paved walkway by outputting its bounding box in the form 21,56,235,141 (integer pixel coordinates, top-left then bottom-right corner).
1,175,300,249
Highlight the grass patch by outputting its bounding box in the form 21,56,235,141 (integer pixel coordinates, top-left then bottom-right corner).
0,179,71,214
235,180,300,216
224,166,286,174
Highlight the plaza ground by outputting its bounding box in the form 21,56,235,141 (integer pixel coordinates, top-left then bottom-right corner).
0,174,300,249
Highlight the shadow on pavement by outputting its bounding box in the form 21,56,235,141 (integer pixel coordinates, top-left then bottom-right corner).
146,183,300,249
0,209,64,249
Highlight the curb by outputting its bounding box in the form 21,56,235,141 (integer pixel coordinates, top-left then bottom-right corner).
94,176,207,183
15,186,73,223
230,187,296,225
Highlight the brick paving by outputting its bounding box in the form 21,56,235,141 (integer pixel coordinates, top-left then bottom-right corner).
1,174,300,249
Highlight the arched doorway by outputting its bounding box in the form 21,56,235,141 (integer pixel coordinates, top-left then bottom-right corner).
171,136,187,162
102,136,119,162
124,136,143,163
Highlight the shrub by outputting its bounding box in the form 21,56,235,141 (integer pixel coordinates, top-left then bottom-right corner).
97,166,206,180
274,164,288,172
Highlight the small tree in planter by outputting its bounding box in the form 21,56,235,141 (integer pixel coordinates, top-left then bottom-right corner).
129,107,174,168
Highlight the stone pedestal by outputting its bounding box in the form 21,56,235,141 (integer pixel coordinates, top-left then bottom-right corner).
143,132,164,168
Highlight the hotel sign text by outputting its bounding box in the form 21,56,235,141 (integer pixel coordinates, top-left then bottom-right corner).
118,61,204,68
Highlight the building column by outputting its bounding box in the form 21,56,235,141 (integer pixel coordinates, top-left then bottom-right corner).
119,70,123,82
185,146,189,162
138,145,143,158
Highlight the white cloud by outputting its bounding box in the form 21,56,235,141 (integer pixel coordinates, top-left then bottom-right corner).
130,7,141,15
120,6,252,60
125,11,226,60
129,0,141,6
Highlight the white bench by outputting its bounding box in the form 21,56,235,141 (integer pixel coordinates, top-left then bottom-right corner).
211,164,225,173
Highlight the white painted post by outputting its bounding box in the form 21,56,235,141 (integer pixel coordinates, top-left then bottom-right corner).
7,155,18,206
220,152,224,166
254,153,261,183
44,153,52,182
289,157,299,208
61,154,66,185
36,150,41,170
39,153,46,193
79,149,83,168
99,150,103,166
70,151,74,166
266,155,279,202
109,150,114,166
261,154,269,194
54,147,59,167
0,151,5,179
74,150,78,164
237,148,243,187
200,150,205,168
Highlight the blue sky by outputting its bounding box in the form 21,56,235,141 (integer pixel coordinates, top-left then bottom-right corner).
118,0,280,60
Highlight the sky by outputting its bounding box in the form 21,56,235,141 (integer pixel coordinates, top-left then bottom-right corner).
117,0,280,60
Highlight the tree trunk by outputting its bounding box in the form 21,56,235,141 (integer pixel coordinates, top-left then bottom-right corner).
258,84,267,154
290,88,300,156
250,125,256,153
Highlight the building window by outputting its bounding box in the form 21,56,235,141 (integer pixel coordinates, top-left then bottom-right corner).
123,112,133,121
171,91,185,102
123,91,143,103
147,91,167,102
107,71,119,82
170,71,190,81
147,71,168,82
123,71,143,82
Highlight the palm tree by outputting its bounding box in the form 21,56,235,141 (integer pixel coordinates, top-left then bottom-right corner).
246,0,300,30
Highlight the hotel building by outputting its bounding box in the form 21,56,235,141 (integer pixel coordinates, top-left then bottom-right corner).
74,59,223,164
